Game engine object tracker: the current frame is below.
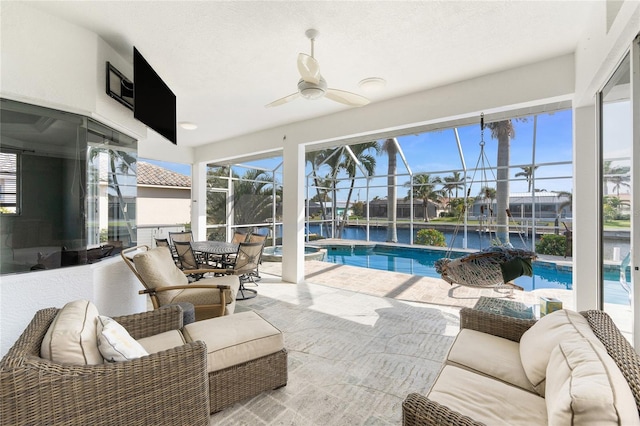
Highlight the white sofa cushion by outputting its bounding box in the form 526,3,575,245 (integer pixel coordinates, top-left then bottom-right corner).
447,328,536,393
545,338,640,426
40,299,103,365
182,311,284,372
96,316,148,362
137,330,186,354
519,309,604,395
133,247,187,306
428,365,547,425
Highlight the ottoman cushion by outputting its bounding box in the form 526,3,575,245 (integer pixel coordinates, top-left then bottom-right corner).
182,311,284,372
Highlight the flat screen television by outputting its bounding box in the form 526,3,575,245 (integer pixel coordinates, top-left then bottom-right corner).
133,47,177,145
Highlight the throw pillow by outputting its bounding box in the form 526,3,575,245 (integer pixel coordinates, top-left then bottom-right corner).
545,338,640,425
519,309,604,396
40,299,103,365
96,315,148,362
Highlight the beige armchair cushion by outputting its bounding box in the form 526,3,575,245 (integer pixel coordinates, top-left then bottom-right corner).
447,328,536,393
545,338,640,425
519,309,604,395
137,330,186,354
134,247,188,305
428,365,547,425
183,311,284,372
40,299,103,365
171,275,239,315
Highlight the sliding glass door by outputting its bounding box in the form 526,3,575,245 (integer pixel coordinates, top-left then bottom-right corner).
599,36,639,344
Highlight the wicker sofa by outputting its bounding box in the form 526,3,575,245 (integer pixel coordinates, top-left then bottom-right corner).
403,308,640,426
1,303,287,425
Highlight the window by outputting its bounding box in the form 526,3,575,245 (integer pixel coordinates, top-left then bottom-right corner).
0,152,18,214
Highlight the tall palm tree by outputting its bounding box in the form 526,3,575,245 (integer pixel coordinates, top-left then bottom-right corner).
486,120,516,244
306,149,335,224
407,174,442,221
381,138,398,242
337,142,379,237
515,165,538,192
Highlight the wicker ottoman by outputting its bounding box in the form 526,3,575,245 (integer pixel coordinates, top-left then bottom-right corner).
182,311,288,413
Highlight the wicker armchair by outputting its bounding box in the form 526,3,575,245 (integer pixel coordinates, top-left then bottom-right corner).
0,305,210,426
402,308,640,426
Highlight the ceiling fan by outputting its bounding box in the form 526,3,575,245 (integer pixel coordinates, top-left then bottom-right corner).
265,29,370,108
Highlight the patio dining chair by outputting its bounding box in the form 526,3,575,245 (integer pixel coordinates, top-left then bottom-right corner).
247,232,268,282
173,240,221,280
173,242,264,300
169,231,194,245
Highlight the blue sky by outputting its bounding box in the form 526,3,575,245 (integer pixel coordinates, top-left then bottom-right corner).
142,109,574,200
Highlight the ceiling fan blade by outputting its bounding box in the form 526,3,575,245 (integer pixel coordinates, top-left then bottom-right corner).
297,53,321,84
265,92,300,108
325,89,370,107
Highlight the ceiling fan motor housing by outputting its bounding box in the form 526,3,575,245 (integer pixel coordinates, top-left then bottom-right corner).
298,78,327,99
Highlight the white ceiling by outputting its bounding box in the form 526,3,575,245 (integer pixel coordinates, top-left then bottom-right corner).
28,1,596,148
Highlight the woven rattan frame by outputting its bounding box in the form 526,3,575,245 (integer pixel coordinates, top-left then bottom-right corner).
402,309,640,425
208,348,288,413
0,305,210,426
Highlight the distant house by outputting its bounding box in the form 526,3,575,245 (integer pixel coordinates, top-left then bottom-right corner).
136,162,191,226
471,192,572,219
368,198,439,220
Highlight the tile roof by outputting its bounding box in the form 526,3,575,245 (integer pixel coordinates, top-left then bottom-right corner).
137,161,191,188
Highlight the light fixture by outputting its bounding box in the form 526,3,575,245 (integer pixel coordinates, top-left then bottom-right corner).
358,77,386,93
179,121,198,130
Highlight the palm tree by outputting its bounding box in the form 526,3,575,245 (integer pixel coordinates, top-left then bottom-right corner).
381,138,398,242
88,147,137,244
486,120,516,244
407,174,442,221
442,172,465,211
337,142,379,237
556,190,572,216
609,174,631,197
306,150,334,224
602,161,630,196
233,169,280,225
515,165,538,192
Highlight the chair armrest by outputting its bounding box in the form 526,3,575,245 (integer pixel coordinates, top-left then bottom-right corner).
181,267,231,275
148,284,231,292
402,393,485,426
113,304,184,340
459,307,536,342
1,342,210,426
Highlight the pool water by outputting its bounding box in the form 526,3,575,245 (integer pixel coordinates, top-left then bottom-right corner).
322,245,630,305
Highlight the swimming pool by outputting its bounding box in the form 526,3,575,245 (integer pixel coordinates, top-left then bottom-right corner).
320,244,631,304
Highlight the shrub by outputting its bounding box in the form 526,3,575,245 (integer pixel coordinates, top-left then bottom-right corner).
535,234,566,256
415,228,446,247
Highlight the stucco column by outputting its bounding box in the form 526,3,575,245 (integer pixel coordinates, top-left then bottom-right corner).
191,162,207,241
573,104,599,310
281,139,305,283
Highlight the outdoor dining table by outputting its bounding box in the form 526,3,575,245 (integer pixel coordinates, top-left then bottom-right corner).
190,241,239,266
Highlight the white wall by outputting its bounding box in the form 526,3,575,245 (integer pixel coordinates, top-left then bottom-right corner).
0,2,146,140
1,257,146,357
